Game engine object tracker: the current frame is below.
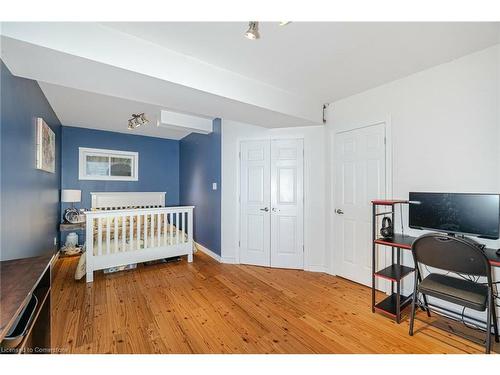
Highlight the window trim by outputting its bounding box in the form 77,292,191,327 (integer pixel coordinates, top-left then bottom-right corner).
78,147,139,181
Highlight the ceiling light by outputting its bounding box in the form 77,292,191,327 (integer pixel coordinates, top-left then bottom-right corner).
128,113,149,129
244,21,291,39
244,22,260,40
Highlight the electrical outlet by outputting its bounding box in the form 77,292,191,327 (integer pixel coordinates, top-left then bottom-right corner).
212,182,217,191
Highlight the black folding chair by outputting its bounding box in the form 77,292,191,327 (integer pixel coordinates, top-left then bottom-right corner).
409,233,499,353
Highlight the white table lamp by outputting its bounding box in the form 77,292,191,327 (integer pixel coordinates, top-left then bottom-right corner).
61,189,81,206
61,189,82,224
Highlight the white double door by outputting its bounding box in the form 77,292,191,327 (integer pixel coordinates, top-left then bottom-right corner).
239,139,304,269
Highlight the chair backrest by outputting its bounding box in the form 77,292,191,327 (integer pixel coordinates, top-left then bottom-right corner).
412,233,491,277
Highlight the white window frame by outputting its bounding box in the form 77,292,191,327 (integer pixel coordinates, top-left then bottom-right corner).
78,147,139,181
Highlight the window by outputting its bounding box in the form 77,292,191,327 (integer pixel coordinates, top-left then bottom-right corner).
79,147,138,181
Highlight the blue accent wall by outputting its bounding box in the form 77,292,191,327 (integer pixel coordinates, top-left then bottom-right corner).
179,119,221,255
61,126,180,212
1,61,61,261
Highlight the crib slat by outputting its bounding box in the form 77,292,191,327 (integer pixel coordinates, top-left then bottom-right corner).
163,213,167,246
151,213,155,247
169,212,172,246
175,212,180,245
121,215,126,252
157,213,161,247
114,217,119,253
180,212,184,243
144,214,148,249
181,212,186,243
97,218,103,256
106,217,111,254
136,214,140,251
130,214,134,252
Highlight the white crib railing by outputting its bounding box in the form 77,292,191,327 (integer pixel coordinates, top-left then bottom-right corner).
85,206,194,282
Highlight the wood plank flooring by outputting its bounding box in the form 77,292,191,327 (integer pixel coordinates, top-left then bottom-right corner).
51,252,498,354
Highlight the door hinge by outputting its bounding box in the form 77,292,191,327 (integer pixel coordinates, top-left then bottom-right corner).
302,244,305,252
239,151,241,159
384,137,386,145
239,241,241,248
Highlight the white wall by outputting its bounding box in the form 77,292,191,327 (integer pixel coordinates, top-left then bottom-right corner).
326,44,500,321
221,119,327,271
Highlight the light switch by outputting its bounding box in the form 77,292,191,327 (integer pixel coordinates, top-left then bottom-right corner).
212,182,217,190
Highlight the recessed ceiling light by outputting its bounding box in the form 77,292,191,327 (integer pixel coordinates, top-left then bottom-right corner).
244,22,260,40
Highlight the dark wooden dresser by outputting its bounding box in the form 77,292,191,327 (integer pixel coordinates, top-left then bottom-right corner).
0,253,53,354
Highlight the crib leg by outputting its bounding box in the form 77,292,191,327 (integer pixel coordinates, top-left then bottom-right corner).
188,253,193,263
86,271,94,283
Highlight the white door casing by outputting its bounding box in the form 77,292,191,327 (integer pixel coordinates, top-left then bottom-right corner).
334,123,386,286
239,139,304,269
270,139,304,269
239,140,271,267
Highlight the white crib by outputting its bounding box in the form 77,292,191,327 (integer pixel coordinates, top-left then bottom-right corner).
84,192,194,282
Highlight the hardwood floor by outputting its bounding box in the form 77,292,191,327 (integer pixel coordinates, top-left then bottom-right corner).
51,252,497,354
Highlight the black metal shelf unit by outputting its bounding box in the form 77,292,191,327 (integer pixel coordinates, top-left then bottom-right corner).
371,200,416,323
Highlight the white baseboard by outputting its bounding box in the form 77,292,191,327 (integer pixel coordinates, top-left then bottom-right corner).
221,256,238,264
195,245,325,271
194,242,221,262
305,264,327,273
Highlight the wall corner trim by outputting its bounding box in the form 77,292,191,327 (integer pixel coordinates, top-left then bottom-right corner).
194,242,221,262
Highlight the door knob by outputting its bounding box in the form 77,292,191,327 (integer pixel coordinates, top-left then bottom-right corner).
272,208,280,212
260,207,269,212
335,209,344,215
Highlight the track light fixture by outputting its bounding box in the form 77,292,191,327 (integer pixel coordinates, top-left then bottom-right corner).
128,113,149,129
244,21,291,40
244,21,260,40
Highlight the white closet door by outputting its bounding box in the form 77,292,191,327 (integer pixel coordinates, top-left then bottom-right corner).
334,123,386,286
239,140,271,266
270,139,304,269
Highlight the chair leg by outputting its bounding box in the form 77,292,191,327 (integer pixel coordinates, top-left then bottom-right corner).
486,294,492,354
409,273,418,336
422,294,431,318
491,294,499,343
416,267,431,317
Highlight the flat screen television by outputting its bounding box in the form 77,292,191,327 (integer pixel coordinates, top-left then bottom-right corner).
408,192,500,239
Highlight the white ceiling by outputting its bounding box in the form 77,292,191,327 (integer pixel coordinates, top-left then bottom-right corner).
1,22,323,131
3,22,500,138
39,83,193,140
103,22,500,103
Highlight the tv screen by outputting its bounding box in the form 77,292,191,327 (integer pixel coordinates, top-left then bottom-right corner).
408,192,500,239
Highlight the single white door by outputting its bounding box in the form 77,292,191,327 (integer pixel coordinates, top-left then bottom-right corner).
334,124,386,286
239,140,271,266
270,139,304,269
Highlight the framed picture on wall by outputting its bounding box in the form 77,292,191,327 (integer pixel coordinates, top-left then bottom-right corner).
36,117,56,173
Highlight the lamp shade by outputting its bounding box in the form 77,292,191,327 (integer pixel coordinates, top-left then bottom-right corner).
61,189,81,203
